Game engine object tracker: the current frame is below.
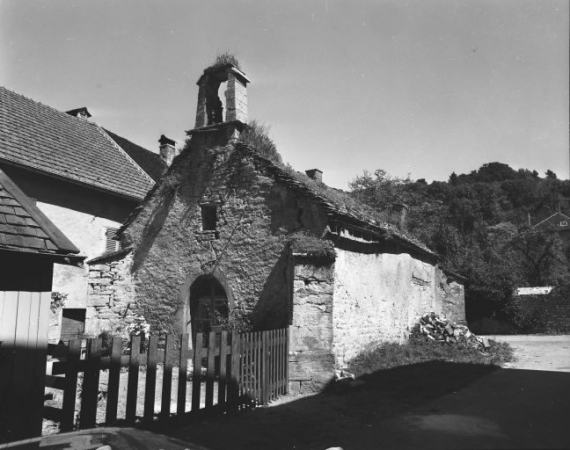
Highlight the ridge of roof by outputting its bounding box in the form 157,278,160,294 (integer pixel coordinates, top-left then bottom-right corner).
0,168,82,258
0,86,155,201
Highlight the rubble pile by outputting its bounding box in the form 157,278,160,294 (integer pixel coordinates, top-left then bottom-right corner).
417,312,489,349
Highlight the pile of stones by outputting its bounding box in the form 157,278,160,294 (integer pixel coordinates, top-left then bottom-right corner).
417,312,489,348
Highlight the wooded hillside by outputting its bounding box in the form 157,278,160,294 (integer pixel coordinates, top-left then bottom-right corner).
349,162,570,331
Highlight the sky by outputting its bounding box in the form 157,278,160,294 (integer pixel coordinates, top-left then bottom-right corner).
0,0,568,189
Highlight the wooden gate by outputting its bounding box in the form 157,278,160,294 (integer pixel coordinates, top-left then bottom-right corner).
44,328,289,431
0,291,51,442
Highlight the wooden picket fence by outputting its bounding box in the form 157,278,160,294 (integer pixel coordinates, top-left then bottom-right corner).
44,328,289,432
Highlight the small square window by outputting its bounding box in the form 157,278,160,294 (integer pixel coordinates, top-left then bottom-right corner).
201,205,217,231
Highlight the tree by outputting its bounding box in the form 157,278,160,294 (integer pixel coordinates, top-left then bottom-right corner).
509,227,569,286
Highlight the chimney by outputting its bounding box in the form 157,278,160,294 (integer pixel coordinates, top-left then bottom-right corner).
305,169,323,183
195,63,250,129
159,135,177,166
66,107,92,119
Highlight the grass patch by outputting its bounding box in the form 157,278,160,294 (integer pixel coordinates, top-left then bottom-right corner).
347,332,515,377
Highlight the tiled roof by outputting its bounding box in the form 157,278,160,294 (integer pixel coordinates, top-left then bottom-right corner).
0,86,155,201
105,129,167,182
237,146,436,258
0,168,81,258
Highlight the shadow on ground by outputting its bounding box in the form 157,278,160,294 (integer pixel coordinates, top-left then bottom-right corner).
162,361,570,450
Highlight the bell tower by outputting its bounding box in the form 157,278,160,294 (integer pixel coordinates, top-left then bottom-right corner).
194,63,250,129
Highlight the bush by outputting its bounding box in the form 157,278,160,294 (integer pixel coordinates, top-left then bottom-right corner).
347,332,514,377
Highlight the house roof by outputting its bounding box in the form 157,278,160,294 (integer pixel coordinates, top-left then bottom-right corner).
105,129,167,182
235,145,436,258
533,211,570,231
119,141,435,259
0,86,155,201
0,168,82,260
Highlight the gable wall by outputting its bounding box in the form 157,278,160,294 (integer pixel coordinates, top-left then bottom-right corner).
124,143,327,337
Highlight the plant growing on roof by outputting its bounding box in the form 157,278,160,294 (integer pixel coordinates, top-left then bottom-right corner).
211,51,241,70
238,120,283,165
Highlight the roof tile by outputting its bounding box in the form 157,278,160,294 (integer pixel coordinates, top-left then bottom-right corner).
0,86,155,200
0,168,81,258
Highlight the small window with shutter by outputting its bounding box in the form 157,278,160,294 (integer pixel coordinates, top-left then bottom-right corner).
105,228,120,253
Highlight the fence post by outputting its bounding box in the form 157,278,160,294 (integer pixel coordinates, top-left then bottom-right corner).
80,338,101,429
229,330,240,410
144,335,159,423
160,334,174,420
61,338,81,432
177,334,189,415
285,327,290,394
126,335,141,424
105,336,122,425
218,330,228,406
191,333,203,412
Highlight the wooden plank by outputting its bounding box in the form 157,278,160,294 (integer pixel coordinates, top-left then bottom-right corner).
0,291,18,347
61,338,81,432
205,331,216,408
80,338,102,428
105,336,122,424
191,333,203,412
285,327,290,394
177,334,189,415
20,292,43,437
0,291,17,433
267,330,276,401
218,330,228,406
126,335,141,424
13,292,33,415
144,335,159,423
256,332,261,403
229,330,239,408
160,334,174,419
261,332,266,403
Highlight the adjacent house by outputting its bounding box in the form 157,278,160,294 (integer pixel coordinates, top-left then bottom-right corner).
0,168,83,441
0,86,173,340
88,63,466,392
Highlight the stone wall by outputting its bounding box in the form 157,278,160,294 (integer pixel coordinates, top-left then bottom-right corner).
332,249,465,367
511,286,570,333
85,252,136,336
289,260,335,393
124,140,325,338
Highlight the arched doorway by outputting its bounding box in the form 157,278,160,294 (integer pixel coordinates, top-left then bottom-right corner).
190,275,229,337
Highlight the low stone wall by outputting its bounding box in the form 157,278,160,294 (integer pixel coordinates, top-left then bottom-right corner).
289,260,335,393
86,252,136,336
512,288,570,333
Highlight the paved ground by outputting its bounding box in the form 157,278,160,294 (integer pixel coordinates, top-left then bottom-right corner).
165,335,570,450
481,335,570,372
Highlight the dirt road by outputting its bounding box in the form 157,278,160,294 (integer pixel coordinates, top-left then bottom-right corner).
482,335,570,372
